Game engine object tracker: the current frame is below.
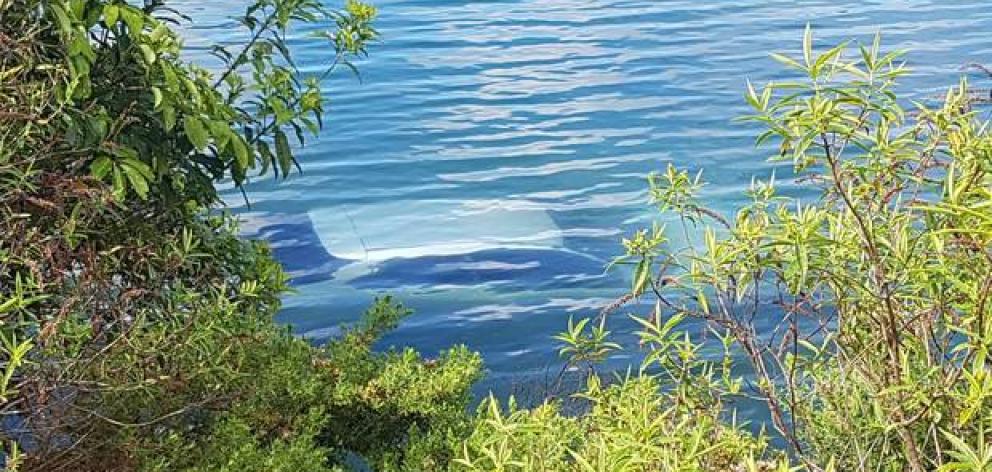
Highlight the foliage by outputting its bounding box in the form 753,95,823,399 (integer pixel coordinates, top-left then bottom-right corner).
9,0,376,204
135,298,481,472
0,0,481,471
564,26,992,472
454,375,783,472
6,0,992,469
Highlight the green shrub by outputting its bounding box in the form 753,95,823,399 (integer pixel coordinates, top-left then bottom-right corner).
454,375,780,472
0,1,481,470
558,27,992,472
134,297,481,472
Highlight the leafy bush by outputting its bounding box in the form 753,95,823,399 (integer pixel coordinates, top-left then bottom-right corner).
548,27,992,472
454,375,781,472
0,1,480,470
136,297,481,472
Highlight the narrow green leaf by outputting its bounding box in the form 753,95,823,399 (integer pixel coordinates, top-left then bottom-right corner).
274,129,293,178
49,3,72,34
697,289,710,315
769,52,805,71
257,141,273,176
112,166,126,200
744,79,760,109
632,258,651,296
151,86,163,109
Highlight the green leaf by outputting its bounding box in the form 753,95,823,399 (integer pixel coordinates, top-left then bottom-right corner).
769,52,805,72
90,156,113,179
103,4,120,26
231,135,251,170
121,162,150,199
68,0,84,17
120,6,144,34
208,120,232,150
112,166,126,200
812,42,847,77
49,3,73,34
139,44,156,65
183,115,209,151
274,129,293,178
696,289,710,315
122,158,153,180
161,64,179,92
181,78,201,105
161,105,176,131
744,79,759,109
111,145,137,160
256,140,272,176
632,258,651,296
151,87,163,109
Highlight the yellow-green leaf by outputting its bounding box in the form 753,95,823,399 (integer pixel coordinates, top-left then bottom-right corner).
90,156,113,179
103,4,120,25
151,86,163,109
139,44,156,65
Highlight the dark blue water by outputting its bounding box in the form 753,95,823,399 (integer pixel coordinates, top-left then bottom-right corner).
176,0,992,397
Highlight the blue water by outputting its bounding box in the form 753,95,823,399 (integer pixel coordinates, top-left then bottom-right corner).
176,0,992,398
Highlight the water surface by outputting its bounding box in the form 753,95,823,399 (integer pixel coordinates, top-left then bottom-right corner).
176,0,992,397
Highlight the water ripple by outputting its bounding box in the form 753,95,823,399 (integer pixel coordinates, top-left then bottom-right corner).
174,0,992,388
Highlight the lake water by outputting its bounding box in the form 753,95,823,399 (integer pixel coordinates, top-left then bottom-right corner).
176,0,992,398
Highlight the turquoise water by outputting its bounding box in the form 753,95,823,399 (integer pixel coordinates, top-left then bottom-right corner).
177,0,992,397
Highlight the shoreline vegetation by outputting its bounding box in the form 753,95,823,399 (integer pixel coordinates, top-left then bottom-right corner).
2,1,991,470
